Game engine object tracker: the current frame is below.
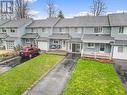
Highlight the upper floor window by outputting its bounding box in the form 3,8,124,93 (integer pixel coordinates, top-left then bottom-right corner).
119,27,124,34
94,27,102,33
11,29,15,33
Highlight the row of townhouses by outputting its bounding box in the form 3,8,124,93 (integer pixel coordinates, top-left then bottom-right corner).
0,13,127,60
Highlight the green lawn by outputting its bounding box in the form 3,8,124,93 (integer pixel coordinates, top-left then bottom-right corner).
0,54,64,95
64,59,126,95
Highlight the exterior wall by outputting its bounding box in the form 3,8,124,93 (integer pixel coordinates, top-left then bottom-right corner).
22,38,36,47
83,43,111,53
0,38,6,49
111,27,127,40
53,28,69,34
69,27,83,38
26,28,51,37
83,28,94,34
84,27,111,34
113,46,127,60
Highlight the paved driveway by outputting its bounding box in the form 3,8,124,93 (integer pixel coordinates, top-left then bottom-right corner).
25,54,79,95
0,65,11,74
113,59,127,92
113,59,127,72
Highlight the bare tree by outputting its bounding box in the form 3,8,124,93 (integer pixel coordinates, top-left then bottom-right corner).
91,0,106,16
57,10,64,18
15,0,29,18
46,0,57,18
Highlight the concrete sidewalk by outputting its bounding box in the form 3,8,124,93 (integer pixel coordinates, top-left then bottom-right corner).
0,65,11,74
25,54,79,95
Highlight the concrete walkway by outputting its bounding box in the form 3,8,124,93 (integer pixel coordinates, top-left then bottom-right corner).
25,54,79,95
0,65,11,74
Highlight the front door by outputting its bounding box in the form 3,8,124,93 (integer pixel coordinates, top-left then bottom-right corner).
72,44,80,53
100,44,105,53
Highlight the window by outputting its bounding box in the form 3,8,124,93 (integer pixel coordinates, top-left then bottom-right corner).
94,27,102,33
87,43,95,48
26,39,31,43
118,46,123,53
54,40,59,44
11,29,15,33
119,27,124,33
2,29,6,33
100,44,105,52
6,41,14,50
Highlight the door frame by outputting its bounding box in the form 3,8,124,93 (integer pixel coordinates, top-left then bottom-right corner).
99,43,105,53
71,43,81,53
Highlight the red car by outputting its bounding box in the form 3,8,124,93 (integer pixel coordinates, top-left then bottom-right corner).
20,47,41,58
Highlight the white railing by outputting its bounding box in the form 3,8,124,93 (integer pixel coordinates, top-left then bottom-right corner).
81,52,112,59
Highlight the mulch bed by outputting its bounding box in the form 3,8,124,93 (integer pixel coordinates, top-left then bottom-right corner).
81,57,113,64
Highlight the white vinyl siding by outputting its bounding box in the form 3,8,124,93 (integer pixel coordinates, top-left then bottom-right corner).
113,46,127,60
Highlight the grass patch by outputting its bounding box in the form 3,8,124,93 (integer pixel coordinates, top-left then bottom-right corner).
64,59,126,95
0,54,64,95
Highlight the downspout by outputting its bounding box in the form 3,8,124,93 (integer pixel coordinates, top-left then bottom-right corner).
51,18,61,35
108,14,114,59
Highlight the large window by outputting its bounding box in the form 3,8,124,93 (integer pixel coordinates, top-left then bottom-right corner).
94,27,102,33
87,43,95,48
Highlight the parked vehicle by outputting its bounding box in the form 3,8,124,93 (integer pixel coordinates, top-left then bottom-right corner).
20,47,41,58
50,45,61,49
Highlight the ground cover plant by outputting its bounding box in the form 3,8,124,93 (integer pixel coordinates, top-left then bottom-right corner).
64,59,126,95
0,54,64,95
0,50,17,62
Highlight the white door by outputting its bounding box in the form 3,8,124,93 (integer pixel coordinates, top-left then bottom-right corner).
38,41,48,51
6,41,14,50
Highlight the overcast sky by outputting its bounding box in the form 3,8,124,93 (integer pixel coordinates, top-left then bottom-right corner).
28,0,127,19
